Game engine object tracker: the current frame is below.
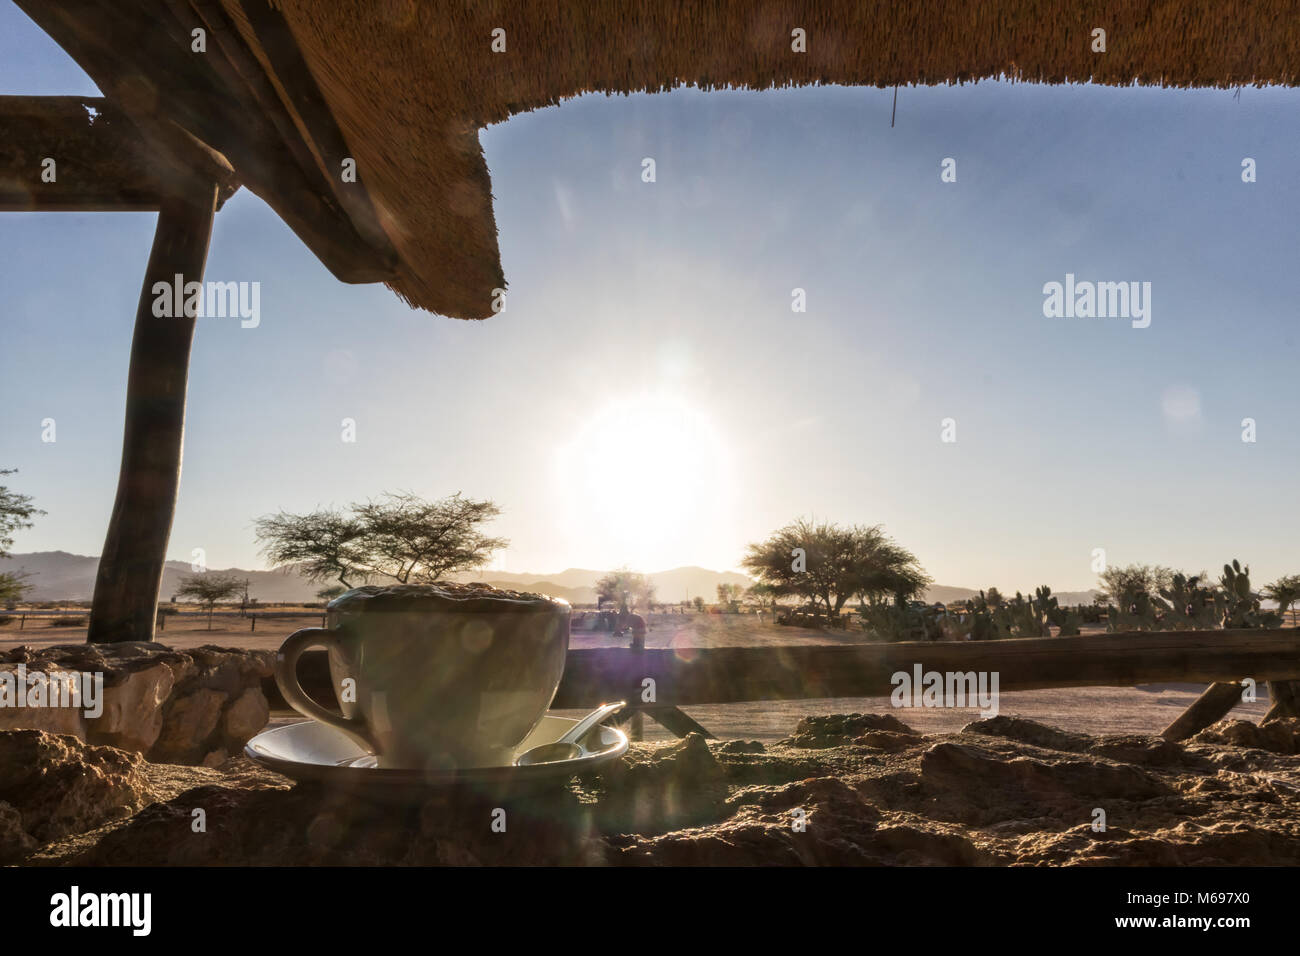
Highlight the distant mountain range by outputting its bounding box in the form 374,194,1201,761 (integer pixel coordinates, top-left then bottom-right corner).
0,552,753,606
921,584,1101,608
1,551,329,604
0,552,1099,607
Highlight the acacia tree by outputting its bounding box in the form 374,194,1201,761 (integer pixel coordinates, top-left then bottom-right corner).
254,508,366,588
256,492,507,587
742,581,780,612
0,469,43,605
316,585,347,604
1097,564,1174,607
716,582,744,607
1264,575,1300,626
596,568,655,613
846,527,931,605
175,572,246,629
351,493,506,583
742,518,929,621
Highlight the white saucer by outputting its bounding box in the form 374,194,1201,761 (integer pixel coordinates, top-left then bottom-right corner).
244,713,629,795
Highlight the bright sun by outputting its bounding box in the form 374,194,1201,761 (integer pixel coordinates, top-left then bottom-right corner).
554,393,732,569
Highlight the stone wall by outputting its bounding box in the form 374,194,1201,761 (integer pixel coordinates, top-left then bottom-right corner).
0,643,273,766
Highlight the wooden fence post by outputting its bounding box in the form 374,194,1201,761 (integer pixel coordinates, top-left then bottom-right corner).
1264,680,1300,722
1160,681,1243,741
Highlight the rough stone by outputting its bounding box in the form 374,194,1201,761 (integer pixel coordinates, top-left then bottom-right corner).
585,732,730,834
961,715,1092,752
0,801,36,861
14,711,1300,867
0,666,87,740
921,741,1171,804
152,688,226,764
713,739,766,754
0,730,151,862
89,662,174,753
852,730,923,751
1191,718,1300,755
781,713,916,748
223,687,270,742
0,643,273,766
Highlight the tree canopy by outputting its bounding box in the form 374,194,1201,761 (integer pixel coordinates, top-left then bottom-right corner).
741,518,930,619
0,469,43,603
255,492,507,587
596,568,656,613
174,572,246,628
1097,563,1175,606
0,469,43,559
1264,574,1300,624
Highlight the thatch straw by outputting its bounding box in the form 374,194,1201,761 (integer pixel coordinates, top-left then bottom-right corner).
53,2,1300,317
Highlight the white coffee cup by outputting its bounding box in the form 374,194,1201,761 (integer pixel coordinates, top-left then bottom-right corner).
275,584,569,770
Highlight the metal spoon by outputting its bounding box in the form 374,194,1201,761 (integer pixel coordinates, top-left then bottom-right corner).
515,701,626,766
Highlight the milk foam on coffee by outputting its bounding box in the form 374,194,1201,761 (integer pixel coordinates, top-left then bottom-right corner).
328,581,566,616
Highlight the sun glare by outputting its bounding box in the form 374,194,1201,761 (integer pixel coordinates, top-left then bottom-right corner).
554,393,732,569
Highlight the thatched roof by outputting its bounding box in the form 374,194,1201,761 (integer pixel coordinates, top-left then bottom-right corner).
21,2,1300,318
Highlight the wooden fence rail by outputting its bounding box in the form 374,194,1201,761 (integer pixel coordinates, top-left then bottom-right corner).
264,629,1300,715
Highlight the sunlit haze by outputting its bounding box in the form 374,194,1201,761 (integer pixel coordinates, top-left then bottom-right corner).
3,5,1299,592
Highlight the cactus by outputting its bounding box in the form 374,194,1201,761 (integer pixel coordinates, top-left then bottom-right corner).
1007,590,1050,638
1156,573,1218,629
860,598,940,642
1216,559,1281,629
963,590,1013,640
1107,585,1161,632
1052,610,1081,636
1023,584,1078,636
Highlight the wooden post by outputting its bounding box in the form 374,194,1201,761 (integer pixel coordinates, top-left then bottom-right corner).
87,184,218,644
1264,680,1300,722
642,705,716,739
1160,681,1243,741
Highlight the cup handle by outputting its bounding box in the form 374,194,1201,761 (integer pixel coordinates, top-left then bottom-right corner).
274,627,377,753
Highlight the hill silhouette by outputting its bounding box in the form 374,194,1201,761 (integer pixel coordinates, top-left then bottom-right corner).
1,552,1098,607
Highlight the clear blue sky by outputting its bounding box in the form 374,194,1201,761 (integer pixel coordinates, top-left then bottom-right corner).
2,5,1298,592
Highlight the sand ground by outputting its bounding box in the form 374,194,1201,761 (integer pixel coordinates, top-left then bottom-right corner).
1,611,1274,740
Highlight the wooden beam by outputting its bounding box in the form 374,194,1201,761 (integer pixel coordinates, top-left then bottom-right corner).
0,96,237,211
15,0,397,284
550,631,1300,707
87,182,217,644
227,0,397,257
264,630,1300,712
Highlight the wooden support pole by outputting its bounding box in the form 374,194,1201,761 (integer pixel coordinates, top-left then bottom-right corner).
1264,680,1300,723
87,183,217,644
624,711,644,742
1160,681,1244,741
640,705,717,739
